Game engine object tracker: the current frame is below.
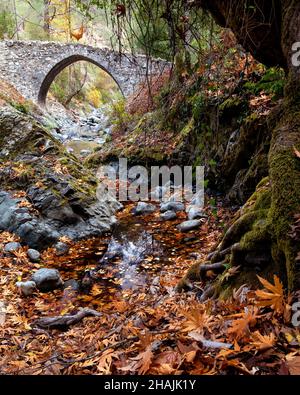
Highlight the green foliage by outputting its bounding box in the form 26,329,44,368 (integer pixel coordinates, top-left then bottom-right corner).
50,81,67,104
208,159,217,167
132,7,170,59
10,100,33,115
0,8,15,39
108,99,133,130
219,97,242,112
191,93,206,122
75,0,219,61
48,61,120,111
244,67,285,100
24,21,49,41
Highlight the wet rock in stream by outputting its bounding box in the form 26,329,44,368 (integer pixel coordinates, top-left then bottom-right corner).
160,210,177,221
63,279,80,292
177,219,203,232
132,202,156,216
97,228,163,290
27,249,41,263
54,242,70,256
160,201,184,213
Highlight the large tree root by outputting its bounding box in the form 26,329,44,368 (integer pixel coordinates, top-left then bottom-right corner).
34,308,102,330
176,260,227,292
177,178,278,298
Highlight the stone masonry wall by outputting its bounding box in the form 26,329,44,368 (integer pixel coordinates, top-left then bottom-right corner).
0,40,170,105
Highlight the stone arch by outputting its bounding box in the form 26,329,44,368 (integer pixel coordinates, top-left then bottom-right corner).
37,54,123,106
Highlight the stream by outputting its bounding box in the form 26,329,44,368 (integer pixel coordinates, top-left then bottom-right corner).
53,199,226,313
44,100,113,157
43,101,227,308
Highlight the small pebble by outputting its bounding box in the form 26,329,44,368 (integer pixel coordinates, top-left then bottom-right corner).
4,242,22,254
27,249,41,263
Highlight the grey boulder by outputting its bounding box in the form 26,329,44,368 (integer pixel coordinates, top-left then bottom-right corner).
31,268,63,292
160,201,184,213
189,192,204,207
63,279,80,292
151,181,172,200
16,281,36,297
160,210,177,221
177,220,202,232
54,242,70,256
133,202,156,216
186,205,207,221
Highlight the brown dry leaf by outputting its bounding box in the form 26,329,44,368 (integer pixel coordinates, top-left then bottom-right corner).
181,303,214,333
110,300,128,313
250,330,276,351
152,350,182,374
11,249,28,263
227,306,259,340
256,275,285,314
177,341,199,363
59,236,72,244
96,348,116,374
223,265,240,281
0,301,6,326
286,355,300,375
18,200,32,209
130,345,154,375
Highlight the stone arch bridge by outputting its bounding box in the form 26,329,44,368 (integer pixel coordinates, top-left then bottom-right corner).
0,40,170,106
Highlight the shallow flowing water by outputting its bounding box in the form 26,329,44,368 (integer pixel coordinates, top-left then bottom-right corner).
98,217,164,290
45,101,113,157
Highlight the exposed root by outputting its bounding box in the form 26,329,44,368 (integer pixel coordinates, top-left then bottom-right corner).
34,308,102,330
177,178,276,296
207,245,233,262
199,284,217,302
199,261,227,279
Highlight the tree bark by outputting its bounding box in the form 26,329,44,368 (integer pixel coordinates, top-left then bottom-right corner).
194,0,285,69
43,0,51,38
184,0,300,292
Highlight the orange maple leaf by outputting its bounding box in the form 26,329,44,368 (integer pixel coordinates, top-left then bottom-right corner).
181,304,214,333
227,306,259,340
70,25,85,41
250,330,276,351
286,355,300,375
130,345,154,375
255,275,285,314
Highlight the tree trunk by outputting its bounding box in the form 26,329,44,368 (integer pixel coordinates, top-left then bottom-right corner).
180,0,300,293
43,0,51,38
270,0,300,289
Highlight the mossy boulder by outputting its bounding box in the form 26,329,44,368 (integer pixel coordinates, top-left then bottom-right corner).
0,96,120,249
